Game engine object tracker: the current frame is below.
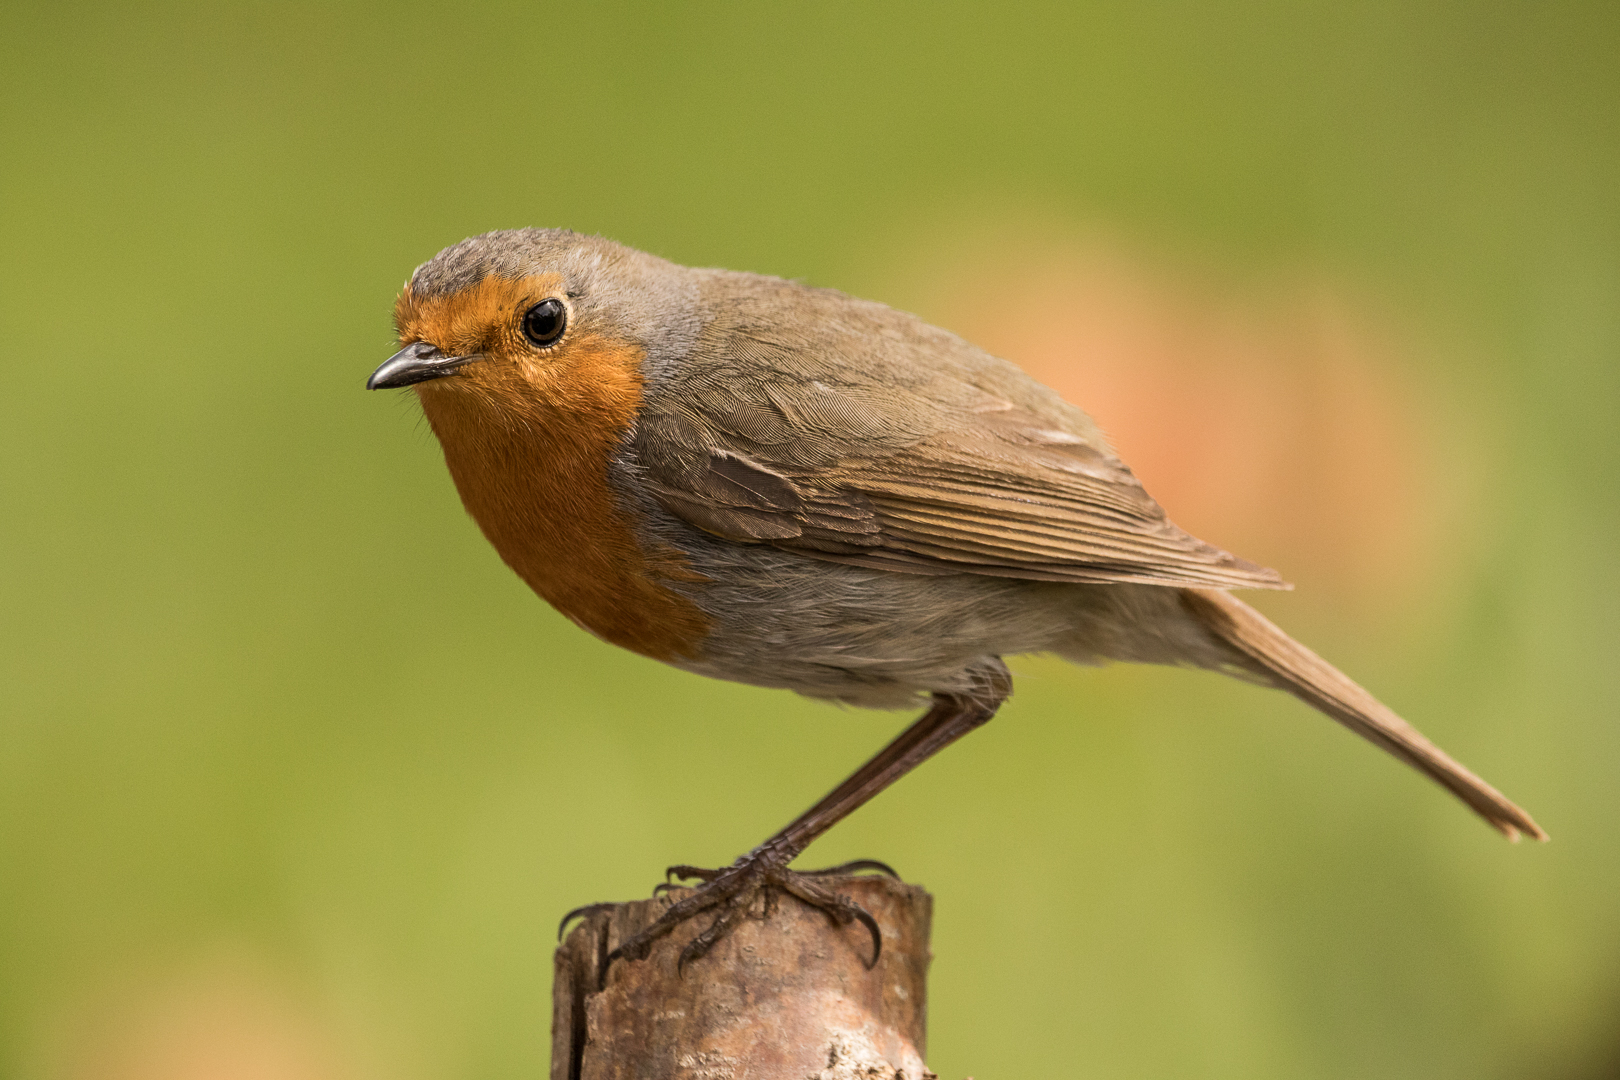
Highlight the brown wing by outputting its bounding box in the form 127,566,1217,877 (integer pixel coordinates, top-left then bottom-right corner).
633,274,1287,591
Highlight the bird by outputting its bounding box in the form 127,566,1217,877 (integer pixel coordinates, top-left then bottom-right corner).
367,227,1546,970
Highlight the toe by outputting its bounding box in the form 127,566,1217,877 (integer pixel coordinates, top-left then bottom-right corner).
607,874,737,966
796,859,902,880
775,871,883,968
557,902,616,941
677,895,755,975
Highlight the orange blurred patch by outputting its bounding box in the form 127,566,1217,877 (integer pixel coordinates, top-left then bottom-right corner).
38,949,352,1080
869,223,1466,612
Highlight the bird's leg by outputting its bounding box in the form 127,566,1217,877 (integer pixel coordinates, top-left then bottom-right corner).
602,662,1011,974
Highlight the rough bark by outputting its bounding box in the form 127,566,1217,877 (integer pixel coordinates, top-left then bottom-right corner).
552,875,935,1080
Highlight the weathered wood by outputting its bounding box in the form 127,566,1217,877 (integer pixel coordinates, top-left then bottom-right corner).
552,875,935,1080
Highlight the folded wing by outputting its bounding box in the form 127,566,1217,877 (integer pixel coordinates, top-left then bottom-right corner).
634,306,1285,591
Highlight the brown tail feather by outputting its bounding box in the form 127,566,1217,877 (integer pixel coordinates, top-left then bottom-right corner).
1181,588,1547,842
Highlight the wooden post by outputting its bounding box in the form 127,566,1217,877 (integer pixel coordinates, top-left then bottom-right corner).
552,875,936,1080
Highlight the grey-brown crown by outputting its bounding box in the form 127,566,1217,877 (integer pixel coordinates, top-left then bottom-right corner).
407,228,614,299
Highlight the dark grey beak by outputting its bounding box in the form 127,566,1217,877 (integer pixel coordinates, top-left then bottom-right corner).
366,342,474,390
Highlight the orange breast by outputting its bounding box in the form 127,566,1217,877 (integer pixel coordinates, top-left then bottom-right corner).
397,280,710,662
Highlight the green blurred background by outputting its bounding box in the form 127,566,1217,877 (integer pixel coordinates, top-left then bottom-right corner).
3,3,1617,1078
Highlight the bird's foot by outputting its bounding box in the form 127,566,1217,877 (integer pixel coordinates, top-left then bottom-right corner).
608,850,897,974
651,857,900,894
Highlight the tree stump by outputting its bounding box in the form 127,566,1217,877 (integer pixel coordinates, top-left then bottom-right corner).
552,875,935,1080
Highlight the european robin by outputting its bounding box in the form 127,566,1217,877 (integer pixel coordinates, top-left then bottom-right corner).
368,228,1545,968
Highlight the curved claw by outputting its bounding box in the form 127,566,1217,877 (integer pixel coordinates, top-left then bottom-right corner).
797,859,902,880
557,902,615,941
604,858,890,976
850,902,883,969
665,864,720,884
775,872,884,969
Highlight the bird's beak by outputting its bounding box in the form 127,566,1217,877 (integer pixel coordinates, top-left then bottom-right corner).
366,342,475,390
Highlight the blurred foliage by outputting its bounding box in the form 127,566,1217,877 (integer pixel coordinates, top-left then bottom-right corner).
1,2,1617,1078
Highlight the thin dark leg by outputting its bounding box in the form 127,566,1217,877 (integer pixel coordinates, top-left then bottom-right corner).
766,676,1008,858
605,662,1011,972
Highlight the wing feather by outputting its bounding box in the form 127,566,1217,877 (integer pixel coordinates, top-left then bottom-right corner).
634,274,1288,592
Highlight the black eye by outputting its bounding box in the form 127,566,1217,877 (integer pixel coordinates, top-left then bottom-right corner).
521,298,567,347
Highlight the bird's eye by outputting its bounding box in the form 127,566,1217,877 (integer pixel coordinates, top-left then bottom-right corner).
521,299,567,347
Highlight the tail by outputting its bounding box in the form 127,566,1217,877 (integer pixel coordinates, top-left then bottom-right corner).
1181,588,1547,842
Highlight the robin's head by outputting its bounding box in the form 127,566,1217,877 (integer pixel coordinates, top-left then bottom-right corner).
368,229,700,419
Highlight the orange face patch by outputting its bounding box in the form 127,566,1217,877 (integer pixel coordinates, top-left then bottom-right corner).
394,272,564,360
395,273,712,662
